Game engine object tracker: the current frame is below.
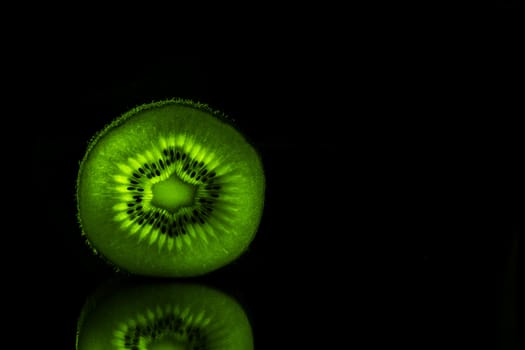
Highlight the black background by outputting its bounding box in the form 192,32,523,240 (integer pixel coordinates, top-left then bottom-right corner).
18,43,521,350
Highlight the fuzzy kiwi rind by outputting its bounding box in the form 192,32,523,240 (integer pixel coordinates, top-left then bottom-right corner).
76,98,265,277
76,278,254,350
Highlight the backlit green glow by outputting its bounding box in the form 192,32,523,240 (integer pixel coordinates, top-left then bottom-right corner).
149,339,186,350
76,98,265,277
76,279,254,350
151,173,195,213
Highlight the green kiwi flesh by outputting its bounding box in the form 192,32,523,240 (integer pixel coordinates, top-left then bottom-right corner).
76,99,265,277
76,279,254,350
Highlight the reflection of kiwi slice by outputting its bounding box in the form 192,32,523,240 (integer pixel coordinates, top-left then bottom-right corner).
76,279,254,350
76,99,265,277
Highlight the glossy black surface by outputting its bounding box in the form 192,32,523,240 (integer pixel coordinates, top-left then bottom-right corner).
22,54,521,349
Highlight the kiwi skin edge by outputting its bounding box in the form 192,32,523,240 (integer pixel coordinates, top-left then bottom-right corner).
76,98,265,277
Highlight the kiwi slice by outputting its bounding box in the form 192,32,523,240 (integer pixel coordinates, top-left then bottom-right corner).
76,99,265,277
76,279,254,350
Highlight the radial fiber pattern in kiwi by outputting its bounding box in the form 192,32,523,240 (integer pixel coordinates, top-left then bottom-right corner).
112,304,222,350
112,134,241,252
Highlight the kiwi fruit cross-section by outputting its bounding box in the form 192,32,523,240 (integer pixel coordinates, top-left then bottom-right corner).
76,99,265,277
76,279,254,350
